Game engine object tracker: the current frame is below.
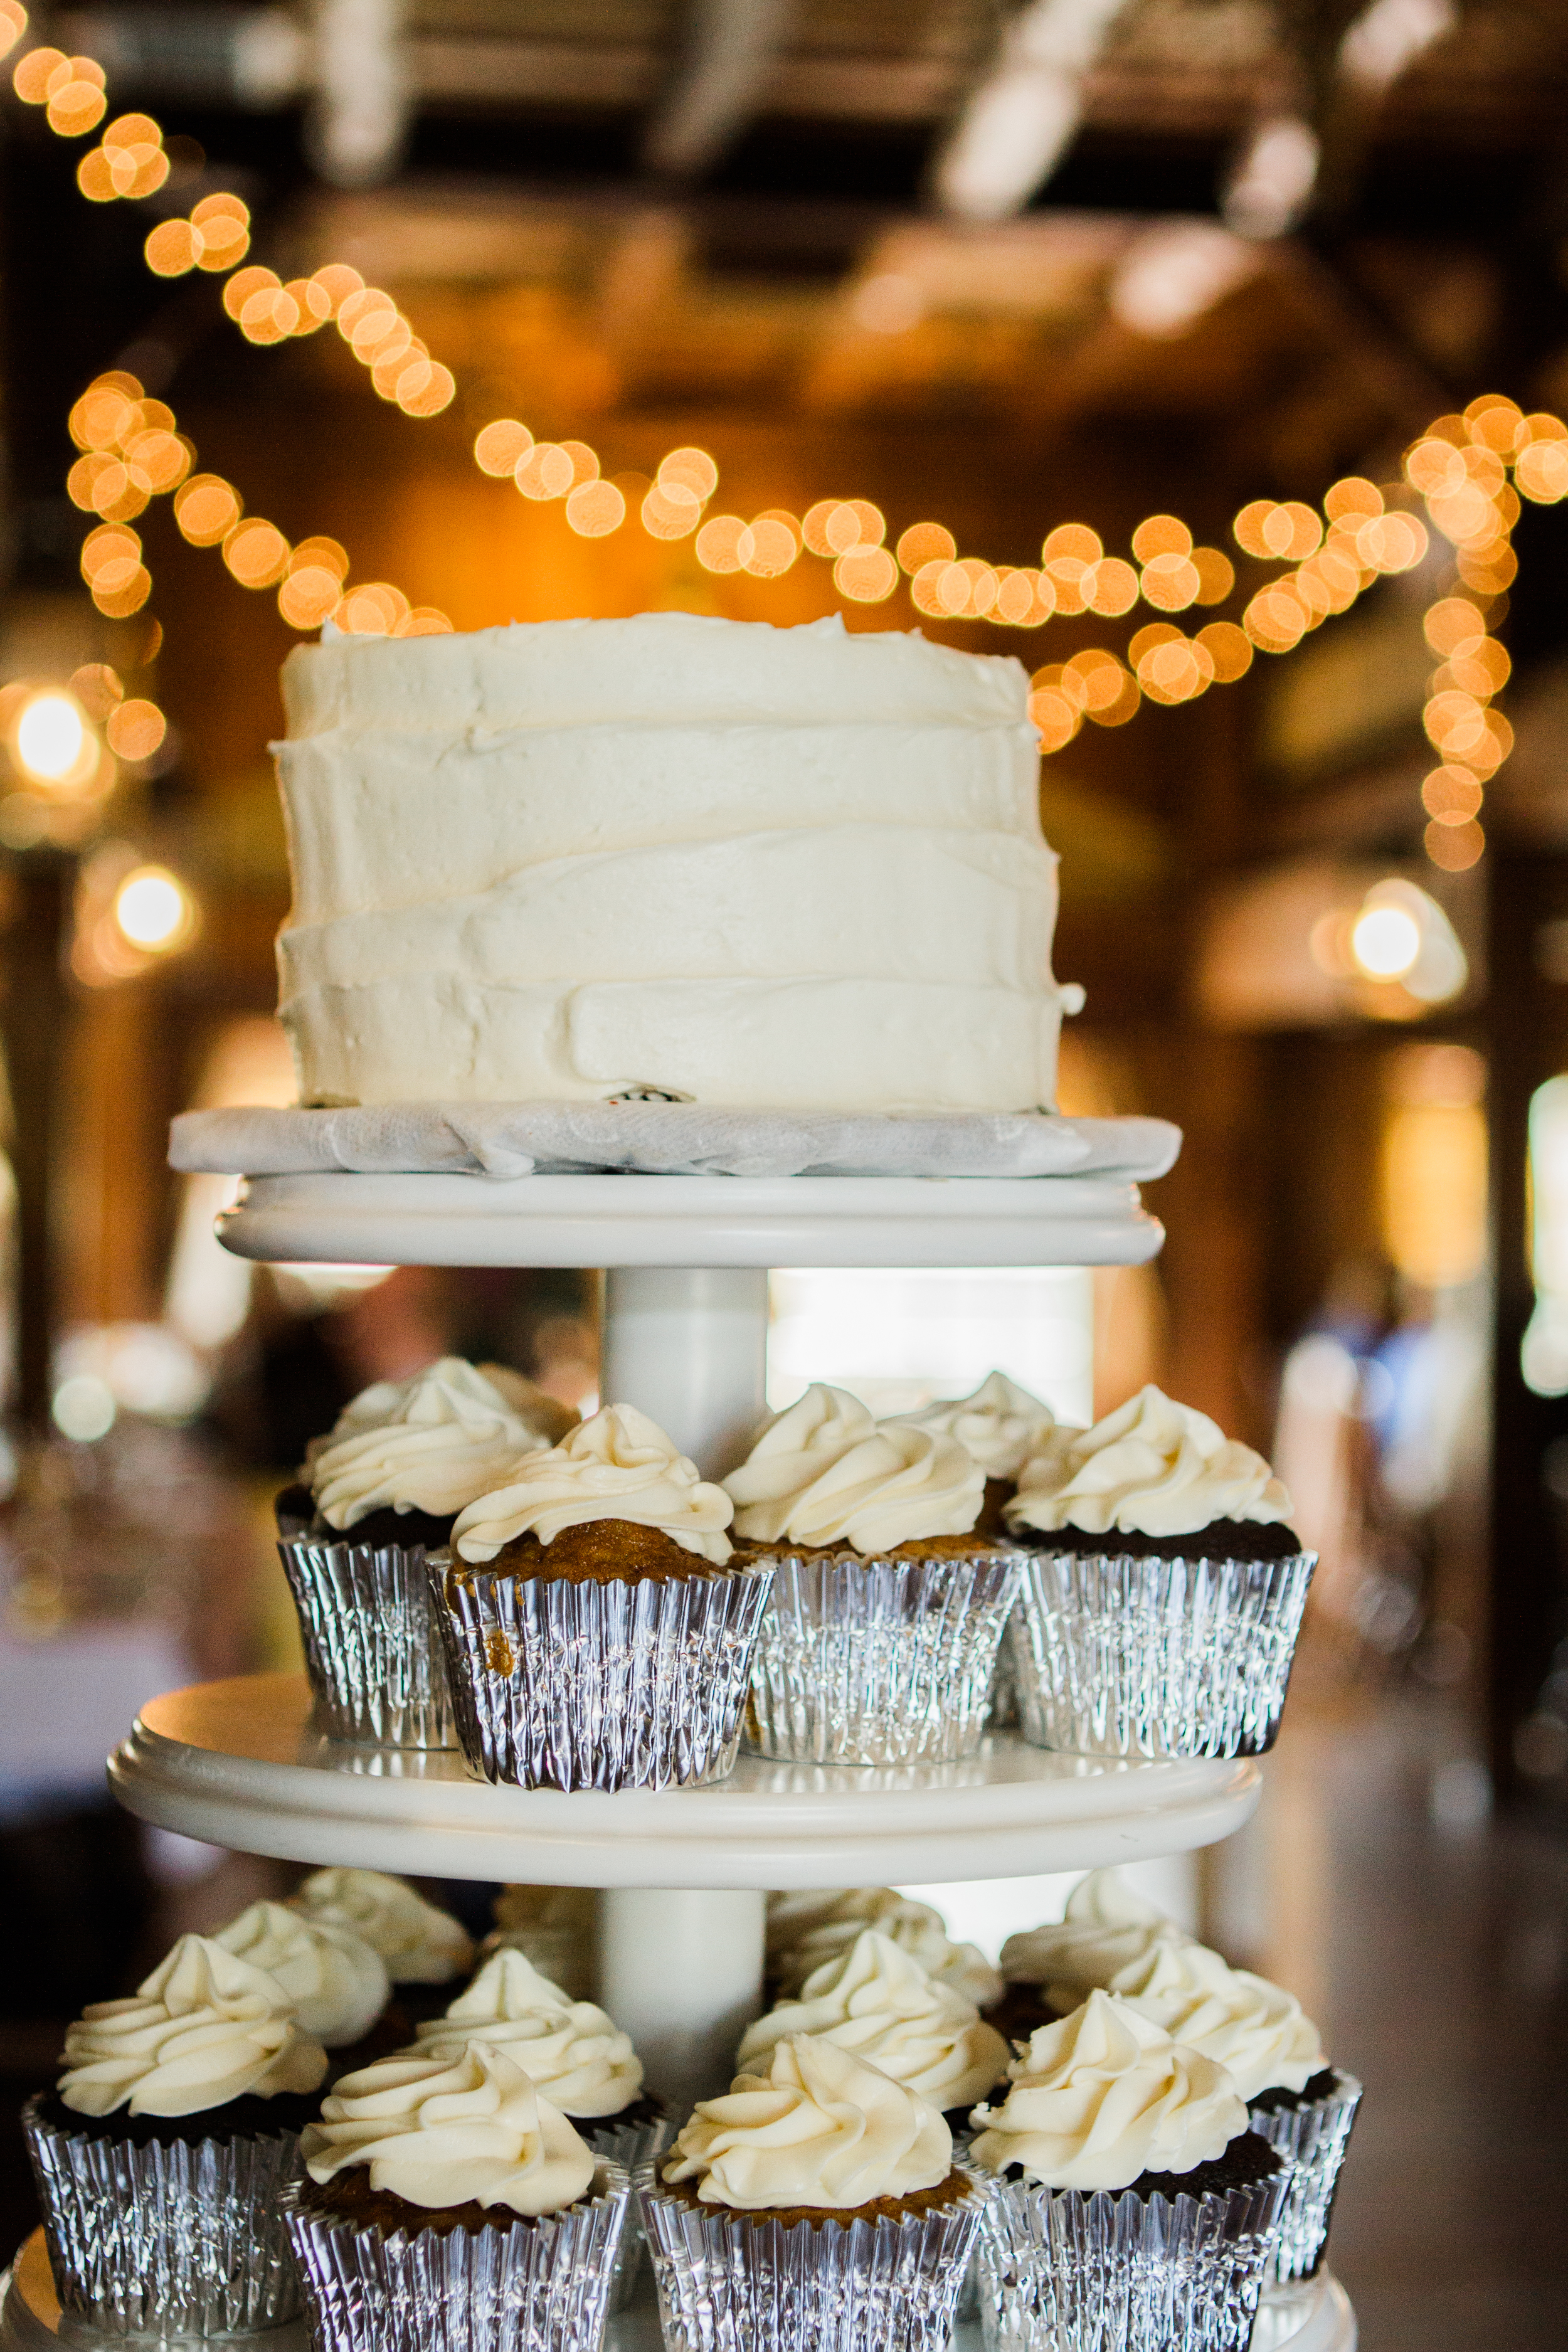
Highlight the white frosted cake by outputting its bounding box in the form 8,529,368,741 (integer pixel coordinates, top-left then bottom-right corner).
274,612,1069,1113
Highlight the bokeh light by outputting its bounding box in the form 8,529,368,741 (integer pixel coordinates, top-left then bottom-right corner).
113,864,195,951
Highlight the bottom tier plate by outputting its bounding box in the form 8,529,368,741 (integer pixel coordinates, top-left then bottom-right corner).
0,2229,1355,2352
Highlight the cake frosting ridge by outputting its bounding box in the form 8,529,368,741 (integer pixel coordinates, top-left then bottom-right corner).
274,612,1070,1113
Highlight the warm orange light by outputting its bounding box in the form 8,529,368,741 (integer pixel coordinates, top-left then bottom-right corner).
339,583,409,636
516,444,575,501
658,448,719,502
476,420,532,477
1042,524,1102,567
1139,551,1201,611
1422,767,1485,824
1425,818,1484,871
1086,557,1139,617
1028,686,1080,754
1197,620,1253,682
695,516,747,573
223,518,290,588
105,698,166,760
896,522,956,572
834,545,897,601
642,482,702,538
0,4,28,63
69,663,122,719
1190,547,1234,603
565,479,626,538
174,475,241,546
145,218,200,277
278,566,343,629
741,516,800,577
1324,476,1382,522
1423,597,1485,656
1131,515,1190,563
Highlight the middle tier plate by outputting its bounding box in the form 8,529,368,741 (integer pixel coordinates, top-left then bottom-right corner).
110,1671,1261,1888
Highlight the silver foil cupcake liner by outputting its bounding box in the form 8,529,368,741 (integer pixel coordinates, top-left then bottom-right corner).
743,1548,1024,1766
278,1534,458,1749
580,2109,671,2312
1249,2069,1362,2285
430,1555,774,1790
639,2165,983,2352
24,2095,305,2338
282,2162,629,2352
970,2159,1288,2352
1005,1547,1316,1758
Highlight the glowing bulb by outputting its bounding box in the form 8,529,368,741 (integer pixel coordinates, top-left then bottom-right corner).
1350,903,1422,980
16,692,87,782
114,866,192,950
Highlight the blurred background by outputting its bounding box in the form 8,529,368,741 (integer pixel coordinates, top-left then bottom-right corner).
0,3,1566,2344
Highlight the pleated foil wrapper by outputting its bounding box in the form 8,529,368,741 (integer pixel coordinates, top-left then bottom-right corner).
278,1534,458,1749
639,2168,983,2352
743,1549,1023,1766
1005,1547,1316,1759
970,2159,1288,2352
430,1555,774,1790
282,2163,629,2352
1249,2069,1362,2286
581,2109,672,2312
23,2095,305,2339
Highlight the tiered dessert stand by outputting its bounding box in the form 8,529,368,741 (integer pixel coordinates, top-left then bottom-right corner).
3,1165,1355,2352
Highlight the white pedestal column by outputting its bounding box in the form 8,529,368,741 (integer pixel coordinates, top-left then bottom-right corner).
599,1887,766,2116
599,1266,768,1478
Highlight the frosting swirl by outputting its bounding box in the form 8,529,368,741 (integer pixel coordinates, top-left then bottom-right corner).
739,1930,1008,2111
413,1949,644,2117
999,1870,1183,2011
889,1371,1055,1481
58,1935,328,2119
967,1990,1247,2192
662,2032,951,2210
1007,1385,1293,1540
215,1901,389,2048
306,1358,562,1532
771,1888,1003,2011
301,2041,595,2216
451,1403,733,1565
1111,1939,1324,2102
724,1384,982,1554
292,1869,474,1984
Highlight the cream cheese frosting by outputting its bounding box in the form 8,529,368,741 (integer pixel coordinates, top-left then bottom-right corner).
1110,1938,1324,2102
1007,1385,1293,1540
215,1901,389,2048
301,2041,595,2216
274,613,1069,1114
770,1888,1003,2010
413,1949,644,2117
450,1402,733,1564
292,1869,474,1984
304,1357,561,1532
58,1935,328,2119
739,1930,1008,2111
724,1384,983,1554
889,1371,1056,1482
999,1870,1184,2010
662,2032,952,2211
967,1991,1248,2192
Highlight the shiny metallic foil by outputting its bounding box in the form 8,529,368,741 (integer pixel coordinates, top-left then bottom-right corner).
581,2109,671,2312
283,2165,629,2352
640,2168,983,2352
744,1549,1023,1765
431,1555,774,1790
1249,2069,1362,2286
24,2097,305,2338
970,2160,1288,2352
1005,1548,1316,1758
278,1533,458,1749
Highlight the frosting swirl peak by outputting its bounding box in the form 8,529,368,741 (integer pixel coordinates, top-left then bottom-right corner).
292,1869,474,1984
662,2033,951,2210
889,1371,1055,1481
724,1384,982,1555
414,1949,644,2117
1111,1939,1324,2103
451,1403,733,1564
1007,1385,1293,1540
306,1357,565,1533
58,1934,328,2119
739,1930,1007,2111
769,1888,1002,2010
999,1868,1184,2010
215,1900,389,2048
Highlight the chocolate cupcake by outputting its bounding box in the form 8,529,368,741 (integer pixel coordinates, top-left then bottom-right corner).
432,1403,772,1791
279,1358,575,1748
286,2040,628,2352
215,1898,392,2069
292,1867,474,2028
888,1369,1056,1542
641,2034,983,2352
24,1934,328,2339
966,1991,1286,2352
990,1867,1184,2045
724,1385,1022,1765
1003,1385,1316,1757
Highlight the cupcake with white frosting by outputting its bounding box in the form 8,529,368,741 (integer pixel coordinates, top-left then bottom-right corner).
24,1934,329,2339
484,1884,597,1998
1003,1385,1316,1757
278,1358,574,1747
215,1899,391,2060
724,1384,1022,1764
965,1989,1286,2352
767,1887,1003,2010
889,1369,1056,1537
285,2040,629,2352
641,2033,983,2351
989,1867,1185,2043
292,1867,474,2028
434,1403,773,1789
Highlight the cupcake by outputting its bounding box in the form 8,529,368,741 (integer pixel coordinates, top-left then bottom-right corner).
286,2040,629,2352
292,1867,474,2028
433,1403,773,1791
739,1929,1009,2130
642,2033,983,2352
278,1358,575,1748
484,1884,598,1998
768,1887,1004,2010
24,1934,328,2339
725,1384,1022,1764
889,1370,1056,1539
965,1991,1286,2352
215,1899,392,2064
1003,1385,1316,1757
990,1867,1183,2045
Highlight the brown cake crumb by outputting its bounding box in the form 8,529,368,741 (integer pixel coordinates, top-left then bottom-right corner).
299,2166,557,2238
659,2165,974,2230
729,1532,1004,1564
451,1518,725,1586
